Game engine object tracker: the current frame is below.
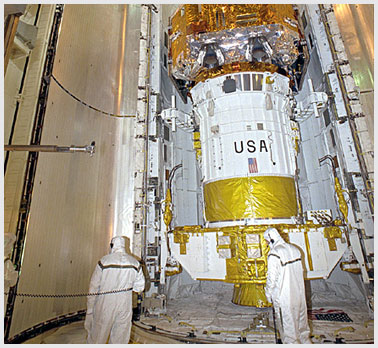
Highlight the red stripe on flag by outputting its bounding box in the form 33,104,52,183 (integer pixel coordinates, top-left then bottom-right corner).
248,158,258,173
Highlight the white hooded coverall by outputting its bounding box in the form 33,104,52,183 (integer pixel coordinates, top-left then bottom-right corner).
264,228,312,344
84,236,145,344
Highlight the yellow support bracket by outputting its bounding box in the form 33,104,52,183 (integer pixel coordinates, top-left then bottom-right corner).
334,326,355,337
303,232,313,271
163,188,173,228
323,226,342,251
335,177,348,223
160,313,173,322
179,321,196,331
173,232,190,254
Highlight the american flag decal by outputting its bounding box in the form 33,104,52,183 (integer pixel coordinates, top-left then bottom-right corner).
307,308,353,322
248,157,258,173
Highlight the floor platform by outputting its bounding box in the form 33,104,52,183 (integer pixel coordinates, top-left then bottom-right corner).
24,288,374,344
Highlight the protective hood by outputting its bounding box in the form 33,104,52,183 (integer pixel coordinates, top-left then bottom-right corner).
111,236,126,253
263,227,284,248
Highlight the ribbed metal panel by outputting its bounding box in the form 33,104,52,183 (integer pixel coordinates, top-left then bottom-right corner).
8,4,141,337
4,5,55,238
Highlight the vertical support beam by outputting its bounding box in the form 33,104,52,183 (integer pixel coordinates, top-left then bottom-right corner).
133,4,152,258
349,232,369,283
4,5,64,341
303,232,314,271
4,14,21,75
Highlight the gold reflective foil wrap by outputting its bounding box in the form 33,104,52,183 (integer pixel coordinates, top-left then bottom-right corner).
221,230,270,284
194,62,279,84
324,226,342,251
173,4,298,35
323,226,342,239
204,176,298,222
334,177,349,223
165,261,183,277
169,4,300,81
232,283,271,307
340,261,362,274
303,232,314,271
173,232,189,254
199,4,298,31
163,188,172,228
170,6,190,71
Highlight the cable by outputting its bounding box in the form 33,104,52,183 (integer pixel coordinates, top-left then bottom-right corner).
51,75,135,118
4,287,133,298
168,164,183,189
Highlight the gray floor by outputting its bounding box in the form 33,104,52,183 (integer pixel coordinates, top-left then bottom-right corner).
23,278,374,344
23,288,373,344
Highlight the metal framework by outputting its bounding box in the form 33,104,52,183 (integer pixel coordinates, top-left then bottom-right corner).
4,4,64,341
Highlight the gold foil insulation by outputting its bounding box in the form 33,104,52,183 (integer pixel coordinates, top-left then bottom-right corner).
192,131,202,160
195,62,280,84
220,230,270,284
232,283,270,307
203,176,298,222
324,226,343,251
334,177,349,223
163,188,173,228
169,4,300,81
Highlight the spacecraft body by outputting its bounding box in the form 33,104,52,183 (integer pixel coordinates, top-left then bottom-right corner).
169,4,303,235
160,4,370,307
191,71,298,226
186,69,305,306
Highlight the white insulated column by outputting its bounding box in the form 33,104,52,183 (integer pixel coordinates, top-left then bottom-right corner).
191,71,299,226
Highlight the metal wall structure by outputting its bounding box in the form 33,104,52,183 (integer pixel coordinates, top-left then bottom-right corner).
4,4,54,260
332,4,374,221
4,4,141,339
4,4,59,338
141,4,201,293
298,4,374,275
334,4,374,142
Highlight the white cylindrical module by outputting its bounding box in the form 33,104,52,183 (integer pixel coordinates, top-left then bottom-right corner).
168,4,303,307
191,71,298,227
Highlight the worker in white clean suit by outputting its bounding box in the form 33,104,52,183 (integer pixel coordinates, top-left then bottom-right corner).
84,236,145,344
264,227,312,344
